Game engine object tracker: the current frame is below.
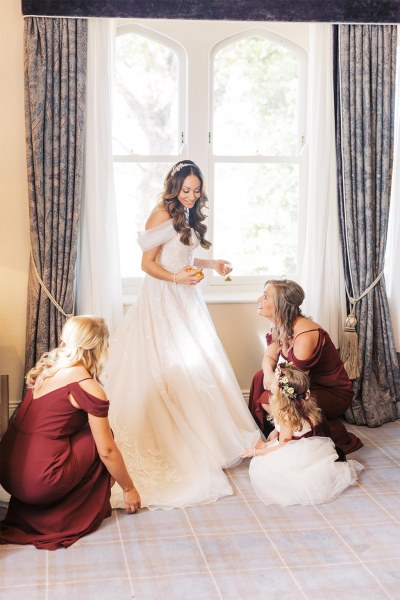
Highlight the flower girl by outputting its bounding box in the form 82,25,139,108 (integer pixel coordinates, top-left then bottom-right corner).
242,363,363,506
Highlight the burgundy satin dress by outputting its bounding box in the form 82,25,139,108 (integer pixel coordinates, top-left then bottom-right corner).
0,381,111,550
249,329,363,455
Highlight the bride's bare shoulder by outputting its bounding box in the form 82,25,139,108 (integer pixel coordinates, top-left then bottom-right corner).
145,203,170,230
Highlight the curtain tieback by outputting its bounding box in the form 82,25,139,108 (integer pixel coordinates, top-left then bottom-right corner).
30,249,74,319
346,270,384,311
340,270,384,380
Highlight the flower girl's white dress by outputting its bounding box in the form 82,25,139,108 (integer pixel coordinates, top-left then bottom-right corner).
249,420,363,506
106,219,260,510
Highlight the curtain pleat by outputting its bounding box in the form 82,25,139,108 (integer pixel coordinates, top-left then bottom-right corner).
76,18,123,334
24,17,87,373
335,24,400,425
299,24,346,349
385,58,400,354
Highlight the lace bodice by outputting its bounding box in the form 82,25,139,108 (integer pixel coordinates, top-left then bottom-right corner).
158,230,199,272
137,219,199,273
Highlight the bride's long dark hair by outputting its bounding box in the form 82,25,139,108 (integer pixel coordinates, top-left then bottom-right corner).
162,160,212,249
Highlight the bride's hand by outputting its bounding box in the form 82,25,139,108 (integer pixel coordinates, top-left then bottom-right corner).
212,260,232,277
175,266,204,286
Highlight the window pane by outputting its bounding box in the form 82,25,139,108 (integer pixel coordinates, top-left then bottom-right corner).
114,162,171,277
113,33,179,155
213,163,298,277
213,37,299,156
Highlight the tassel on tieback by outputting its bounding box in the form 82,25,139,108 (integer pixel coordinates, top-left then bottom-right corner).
340,312,360,380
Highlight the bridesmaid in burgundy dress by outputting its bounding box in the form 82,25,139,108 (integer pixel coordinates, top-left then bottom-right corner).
249,280,362,456
0,316,141,550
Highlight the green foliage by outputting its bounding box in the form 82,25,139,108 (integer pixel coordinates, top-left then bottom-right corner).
113,33,179,155
214,36,299,156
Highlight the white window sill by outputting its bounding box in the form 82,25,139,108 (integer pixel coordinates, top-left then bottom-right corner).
123,289,258,307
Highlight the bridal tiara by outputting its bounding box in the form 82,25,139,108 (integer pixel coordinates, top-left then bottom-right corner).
171,162,193,177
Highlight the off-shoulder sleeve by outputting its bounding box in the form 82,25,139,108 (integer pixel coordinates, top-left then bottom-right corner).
68,382,110,417
137,219,176,251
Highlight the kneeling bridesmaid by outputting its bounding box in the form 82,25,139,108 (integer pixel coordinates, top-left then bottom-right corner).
0,316,141,550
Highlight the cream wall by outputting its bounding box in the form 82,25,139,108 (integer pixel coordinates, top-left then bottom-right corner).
208,302,269,390
0,6,308,413
0,0,29,412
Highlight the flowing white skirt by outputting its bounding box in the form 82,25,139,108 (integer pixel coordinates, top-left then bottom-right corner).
105,276,260,510
249,436,363,506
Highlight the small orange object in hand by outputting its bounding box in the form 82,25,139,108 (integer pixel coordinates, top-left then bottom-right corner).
186,267,204,279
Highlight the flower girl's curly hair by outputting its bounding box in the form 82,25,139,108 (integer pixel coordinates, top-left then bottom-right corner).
26,316,109,389
268,363,322,433
162,160,212,250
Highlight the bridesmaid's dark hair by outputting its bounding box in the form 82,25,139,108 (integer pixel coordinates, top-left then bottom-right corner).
266,280,305,350
162,160,212,249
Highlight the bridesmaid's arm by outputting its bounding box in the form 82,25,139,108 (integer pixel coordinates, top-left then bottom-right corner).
88,413,141,514
291,328,320,373
73,378,141,514
262,340,280,391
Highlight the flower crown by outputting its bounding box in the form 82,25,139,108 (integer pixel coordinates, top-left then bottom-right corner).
275,362,308,401
170,162,193,177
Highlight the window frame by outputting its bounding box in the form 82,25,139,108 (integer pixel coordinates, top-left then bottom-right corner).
205,29,308,292
113,22,308,301
113,23,187,296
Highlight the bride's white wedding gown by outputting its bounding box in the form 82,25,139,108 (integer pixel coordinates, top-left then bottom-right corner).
105,219,260,510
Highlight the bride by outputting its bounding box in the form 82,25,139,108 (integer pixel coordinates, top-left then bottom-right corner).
106,160,260,510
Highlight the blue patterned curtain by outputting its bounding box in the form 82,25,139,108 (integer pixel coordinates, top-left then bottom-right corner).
335,24,400,426
24,17,87,372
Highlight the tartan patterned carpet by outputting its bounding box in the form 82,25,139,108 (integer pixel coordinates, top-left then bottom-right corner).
1,420,400,599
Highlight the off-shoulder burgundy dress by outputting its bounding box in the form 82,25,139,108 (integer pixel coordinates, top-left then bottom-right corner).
0,380,111,550
249,329,363,455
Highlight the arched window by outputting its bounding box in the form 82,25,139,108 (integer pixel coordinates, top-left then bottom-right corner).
209,31,307,285
112,25,186,284
113,23,307,297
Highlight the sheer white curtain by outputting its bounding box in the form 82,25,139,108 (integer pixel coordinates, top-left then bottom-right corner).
298,24,346,348
385,44,400,351
76,19,123,334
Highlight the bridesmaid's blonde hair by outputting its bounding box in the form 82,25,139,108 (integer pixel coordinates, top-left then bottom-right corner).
269,363,322,433
26,316,109,389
